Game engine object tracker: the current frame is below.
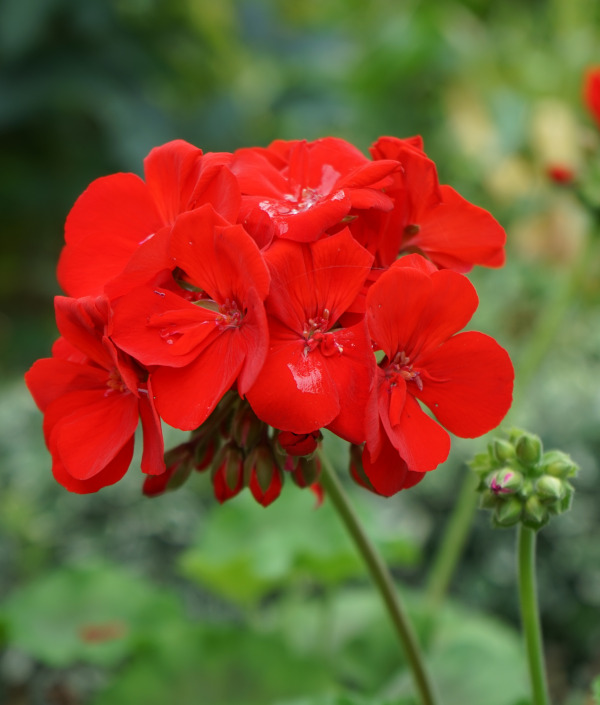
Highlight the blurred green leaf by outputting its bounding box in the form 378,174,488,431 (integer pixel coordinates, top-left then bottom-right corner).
275,694,417,705
383,602,529,705
592,675,600,704
92,622,332,705
178,487,419,607
1,562,183,667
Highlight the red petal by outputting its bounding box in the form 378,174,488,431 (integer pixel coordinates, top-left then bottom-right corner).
415,331,514,438
45,389,139,480
143,140,204,225
362,433,426,497
324,322,376,444
366,267,431,358
111,285,220,367
407,269,479,358
265,230,373,333
52,438,134,494
54,296,113,370
188,164,240,222
139,379,166,476
170,206,270,302
380,391,451,473
58,173,163,297
25,358,108,412
150,329,247,430
104,226,173,299
412,186,506,271
247,340,340,434
236,286,270,396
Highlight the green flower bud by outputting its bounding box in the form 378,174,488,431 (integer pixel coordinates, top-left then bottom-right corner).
523,495,549,529
473,430,577,530
540,450,578,480
535,475,566,504
490,468,523,495
492,438,516,464
514,432,543,468
493,497,523,528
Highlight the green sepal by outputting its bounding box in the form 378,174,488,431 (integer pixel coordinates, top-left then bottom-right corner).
493,497,523,528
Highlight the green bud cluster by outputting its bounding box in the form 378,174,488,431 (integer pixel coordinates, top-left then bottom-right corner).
470,429,578,530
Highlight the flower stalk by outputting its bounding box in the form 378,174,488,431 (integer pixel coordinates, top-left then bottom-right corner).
319,450,439,705
518,525,550,705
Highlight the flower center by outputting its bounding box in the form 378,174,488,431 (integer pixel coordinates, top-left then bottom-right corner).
216,299,243,330
301,309,343,356
387,351,423,391
106,368,127,395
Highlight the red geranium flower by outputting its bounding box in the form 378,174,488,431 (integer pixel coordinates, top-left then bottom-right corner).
25,296,165,493
230,137,399,244
110,204,270,431
362,254,513,496
246,228,375,442
57,141,239,298
366,136,506,272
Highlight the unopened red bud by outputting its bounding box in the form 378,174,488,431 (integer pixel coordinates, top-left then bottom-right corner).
349,444,374,491
194,436,217,471
231,404,264,450
212,445,244,503
246,447,283,507
277,429,321,457
144,443,194,496
292,455,321,488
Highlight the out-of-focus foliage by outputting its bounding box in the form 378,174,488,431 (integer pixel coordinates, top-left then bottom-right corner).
1,0,600,703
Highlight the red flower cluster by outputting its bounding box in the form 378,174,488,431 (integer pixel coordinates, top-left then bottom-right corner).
26,136,513,502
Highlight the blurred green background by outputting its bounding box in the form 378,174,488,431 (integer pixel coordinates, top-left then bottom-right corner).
1,0,600,703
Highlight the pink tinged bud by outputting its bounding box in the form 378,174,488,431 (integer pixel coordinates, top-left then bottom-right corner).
491,475,513,494
490,468,523,495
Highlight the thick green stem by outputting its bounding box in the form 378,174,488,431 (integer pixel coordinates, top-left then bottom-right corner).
517,525,550,705
319,451,440,705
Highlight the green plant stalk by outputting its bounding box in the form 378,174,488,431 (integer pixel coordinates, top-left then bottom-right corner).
319,451,439,705
425,470,479,608
425,231,594,606
518,525,550,705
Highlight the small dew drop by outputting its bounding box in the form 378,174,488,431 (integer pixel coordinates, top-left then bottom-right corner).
166,339,174,345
